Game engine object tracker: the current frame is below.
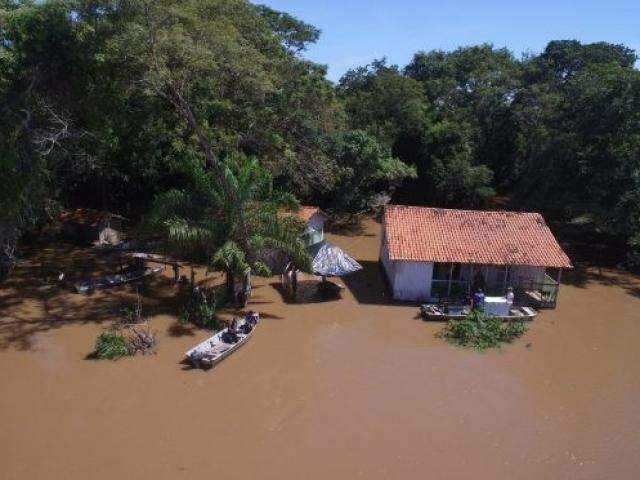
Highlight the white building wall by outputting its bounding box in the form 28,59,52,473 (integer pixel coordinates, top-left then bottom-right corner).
390,260,434,301
380,242,395,281
307,213,326,233
303,213,326,245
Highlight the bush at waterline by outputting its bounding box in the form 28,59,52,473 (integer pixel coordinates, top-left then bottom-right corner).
441,309,528,350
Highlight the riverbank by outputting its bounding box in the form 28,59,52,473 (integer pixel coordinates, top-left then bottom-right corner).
1,218,639,479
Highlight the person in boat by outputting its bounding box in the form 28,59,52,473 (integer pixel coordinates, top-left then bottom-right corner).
239,311,258,334
472,288,485,311
224,318,239,343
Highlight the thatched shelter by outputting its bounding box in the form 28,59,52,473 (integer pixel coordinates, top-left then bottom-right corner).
60,208,126,246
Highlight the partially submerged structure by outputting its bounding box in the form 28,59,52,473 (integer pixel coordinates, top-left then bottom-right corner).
380,205,572,307
267,206,329,273
60,208,126,246
292,206,328,246
280,207,362,297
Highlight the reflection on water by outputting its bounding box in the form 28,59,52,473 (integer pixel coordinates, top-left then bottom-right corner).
1,219,640,480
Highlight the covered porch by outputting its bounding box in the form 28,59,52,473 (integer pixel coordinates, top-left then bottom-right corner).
429,262,563,308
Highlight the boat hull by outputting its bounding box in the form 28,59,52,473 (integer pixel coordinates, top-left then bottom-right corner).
185,313,259,369
420,304,537,321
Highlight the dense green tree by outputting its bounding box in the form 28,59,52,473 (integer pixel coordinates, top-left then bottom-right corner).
255,4,320,53
405,45,522,188
1,0,640,272
326,130,416,212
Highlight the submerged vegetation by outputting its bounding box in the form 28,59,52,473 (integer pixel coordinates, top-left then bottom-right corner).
441,310,528,351
94,326,157,360
1,0,639,273
93,296,157,359
180,286,221,330
94,331,130,360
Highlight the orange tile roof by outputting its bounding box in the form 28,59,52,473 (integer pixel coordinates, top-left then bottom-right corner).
290,206,327,223
383,205,572,268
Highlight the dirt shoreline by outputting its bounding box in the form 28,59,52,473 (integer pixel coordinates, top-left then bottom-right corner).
1,218,639,479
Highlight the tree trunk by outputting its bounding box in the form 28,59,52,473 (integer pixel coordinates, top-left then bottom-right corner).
226,270,234,300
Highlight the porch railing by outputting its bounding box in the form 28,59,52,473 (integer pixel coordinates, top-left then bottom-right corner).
514,274,559,309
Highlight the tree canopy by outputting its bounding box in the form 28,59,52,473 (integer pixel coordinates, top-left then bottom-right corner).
1,1,639,271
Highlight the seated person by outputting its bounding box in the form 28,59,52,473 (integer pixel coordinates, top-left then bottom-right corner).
246,311,258,326
223,318,239,343
239,321,253,335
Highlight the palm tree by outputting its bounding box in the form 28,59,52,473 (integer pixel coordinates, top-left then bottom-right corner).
148,155,311,301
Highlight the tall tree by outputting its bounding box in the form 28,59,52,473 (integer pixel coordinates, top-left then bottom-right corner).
148,155,311,292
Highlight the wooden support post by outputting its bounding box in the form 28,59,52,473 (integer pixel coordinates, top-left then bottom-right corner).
292,269,298,299
173,264,179,283
447,263,454,297
503,265,509,294
554,268,563,306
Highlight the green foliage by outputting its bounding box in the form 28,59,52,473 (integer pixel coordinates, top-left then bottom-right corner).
148,155,312,276
94,330,130,360
1,0,639,269
442,310,528,351
328,130,416,211
180,300,218,330
255,4,320,52
180,287,220,330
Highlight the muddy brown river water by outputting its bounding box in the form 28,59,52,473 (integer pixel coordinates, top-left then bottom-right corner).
1,218,639,479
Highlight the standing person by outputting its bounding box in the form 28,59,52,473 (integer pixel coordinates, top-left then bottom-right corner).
473,288,485,311
506,286,515,305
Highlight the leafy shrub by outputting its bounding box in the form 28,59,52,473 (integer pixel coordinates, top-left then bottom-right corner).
94,330,130,360
442,309,528,350
180,286,221,330
502,319,528,341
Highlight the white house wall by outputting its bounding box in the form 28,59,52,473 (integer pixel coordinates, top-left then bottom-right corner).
380,242,395,281
390,261,433,301
307,214,325,233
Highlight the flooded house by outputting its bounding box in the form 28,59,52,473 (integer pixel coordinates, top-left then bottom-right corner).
380,205,572,307
265,206,329,273
295,206,328,246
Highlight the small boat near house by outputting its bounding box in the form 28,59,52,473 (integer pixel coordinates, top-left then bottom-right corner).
185,312,259,369
420,303,538,321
